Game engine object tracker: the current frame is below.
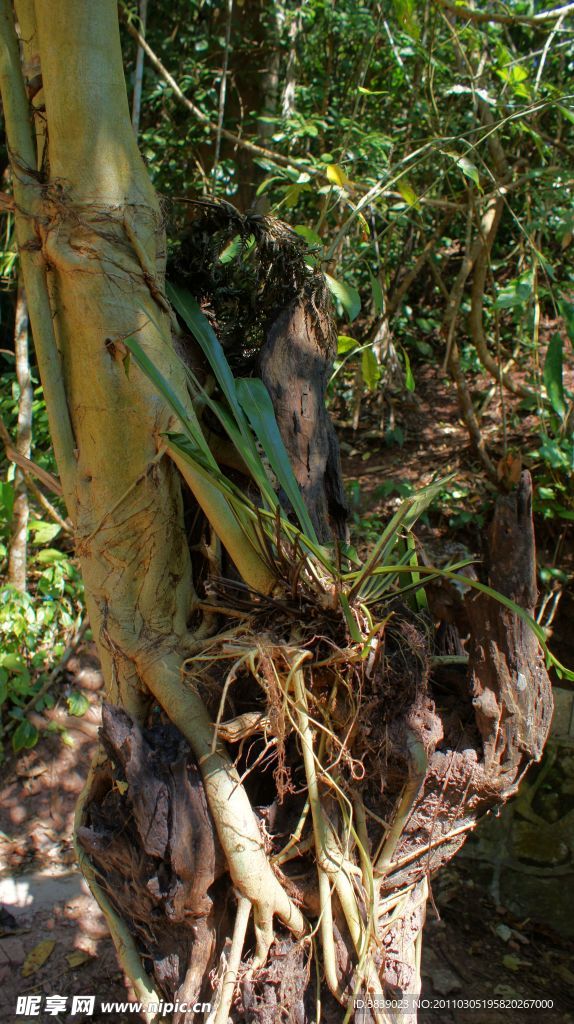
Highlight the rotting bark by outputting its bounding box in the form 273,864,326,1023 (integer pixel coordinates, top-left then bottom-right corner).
78,704,224,1013
371,471,552,1013
260,277,348,542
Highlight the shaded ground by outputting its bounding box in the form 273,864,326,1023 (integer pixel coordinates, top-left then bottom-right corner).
1,360,573,1023
0,651,130,1023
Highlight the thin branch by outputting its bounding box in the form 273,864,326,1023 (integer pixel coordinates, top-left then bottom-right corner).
0,412,63,495
434,0,574,27
535,11,567,91
387,212,455,317
468,196,534,401
25,472,72,532
131,0,148,133
212,0,233,188
428,243,498,481
122,15,316,180
122,11,464,214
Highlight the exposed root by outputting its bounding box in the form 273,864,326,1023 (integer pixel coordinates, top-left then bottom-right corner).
71,476,552,1022
211,895,251,1024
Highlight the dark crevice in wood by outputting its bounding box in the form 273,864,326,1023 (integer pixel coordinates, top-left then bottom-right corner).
77,705,226,1010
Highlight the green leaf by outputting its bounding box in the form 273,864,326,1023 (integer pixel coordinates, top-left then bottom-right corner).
361,347,380,391
559,104,574,124
369,272,385,314
36,548,67,564
347,476,453,602
337,335,357,355
236,378,318,542
218,234,243,264
339,593,362,643
167,283,249,434
125,335,214,463
358,85,386,96
392,0,419,39
293,225,323,249
324,273,361,322
28,520,62,545
255,175,283,197
66,691,90,717
1,653,27,673
12,720,39,753
559,298,574,349
494,273,533,310
401,346,415,392
454,155,476,188
543,334,565,419
0,481,14,521
397,180,420,208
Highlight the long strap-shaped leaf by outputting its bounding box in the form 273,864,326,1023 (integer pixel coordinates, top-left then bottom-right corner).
125,336,215,464
346,476,452,602
236,377,318,544
167,282,248,431
168,281,320,542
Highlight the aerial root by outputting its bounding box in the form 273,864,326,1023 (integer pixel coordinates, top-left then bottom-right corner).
212,895,252,1024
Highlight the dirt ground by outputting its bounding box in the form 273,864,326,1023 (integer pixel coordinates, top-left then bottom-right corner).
1,359,573,1024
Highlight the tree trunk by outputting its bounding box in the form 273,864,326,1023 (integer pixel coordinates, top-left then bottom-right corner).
7,276,32,590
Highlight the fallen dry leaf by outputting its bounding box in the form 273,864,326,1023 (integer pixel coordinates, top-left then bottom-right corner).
22,938,56,977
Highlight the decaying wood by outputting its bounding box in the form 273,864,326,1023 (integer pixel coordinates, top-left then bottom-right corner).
260,278,348,542
374,470,553,1005
77,704,226,1011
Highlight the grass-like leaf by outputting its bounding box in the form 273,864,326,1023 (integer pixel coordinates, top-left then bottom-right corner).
169,281,319,540
125,336,215,464
236,378,318,543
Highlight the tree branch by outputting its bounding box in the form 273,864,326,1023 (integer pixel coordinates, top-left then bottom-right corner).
434,0,574,27
0,413,64,495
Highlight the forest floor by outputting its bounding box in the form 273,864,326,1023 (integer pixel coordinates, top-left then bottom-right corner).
1,361,573,1024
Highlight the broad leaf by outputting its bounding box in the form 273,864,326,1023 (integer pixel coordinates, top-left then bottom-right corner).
167,282,247,430
369,272,385,314
325,273,361,322
12,719,39,753
397,179,420,208
337,334,358,354
543,334,565,419
125,336,214,463
325,163,349,188
361,347,380,391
